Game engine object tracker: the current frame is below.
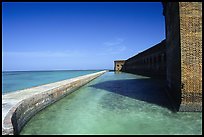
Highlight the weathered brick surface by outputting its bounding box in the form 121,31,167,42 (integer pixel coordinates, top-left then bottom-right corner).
121,40,166,78
179,2,202,111
117,2,202,112
163,2,202,111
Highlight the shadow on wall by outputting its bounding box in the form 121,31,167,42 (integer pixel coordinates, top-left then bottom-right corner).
89,78,175,111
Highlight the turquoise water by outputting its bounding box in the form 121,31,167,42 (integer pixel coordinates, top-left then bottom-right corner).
2,70,100,94
20,72,202,135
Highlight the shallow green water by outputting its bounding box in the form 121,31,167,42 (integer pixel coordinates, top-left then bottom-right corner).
20,72,202,135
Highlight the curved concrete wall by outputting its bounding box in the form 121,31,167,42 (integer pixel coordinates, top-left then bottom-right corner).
2,70,107,135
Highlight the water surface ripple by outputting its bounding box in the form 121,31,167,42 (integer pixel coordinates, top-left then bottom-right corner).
20,72,202,135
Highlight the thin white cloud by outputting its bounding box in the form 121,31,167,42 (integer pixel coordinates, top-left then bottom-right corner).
101,38,127,55
107,45,127,54
97,45,127,56
103,38,124,46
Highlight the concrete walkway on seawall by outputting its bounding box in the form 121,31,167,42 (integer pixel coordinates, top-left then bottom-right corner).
2,70,107,135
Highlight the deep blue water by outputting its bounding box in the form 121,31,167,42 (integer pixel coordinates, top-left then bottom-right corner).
2,70,100,94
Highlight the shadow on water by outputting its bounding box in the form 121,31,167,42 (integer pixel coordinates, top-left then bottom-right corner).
89,78,174,111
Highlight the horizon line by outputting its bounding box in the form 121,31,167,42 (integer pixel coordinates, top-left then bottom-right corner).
2,69,113,72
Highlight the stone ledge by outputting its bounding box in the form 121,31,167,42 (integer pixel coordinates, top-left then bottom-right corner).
2,70,107,135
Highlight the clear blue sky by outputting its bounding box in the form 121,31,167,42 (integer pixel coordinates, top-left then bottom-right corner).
2,2,165,71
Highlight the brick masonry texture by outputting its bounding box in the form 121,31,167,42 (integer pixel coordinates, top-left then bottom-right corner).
117,2,202,112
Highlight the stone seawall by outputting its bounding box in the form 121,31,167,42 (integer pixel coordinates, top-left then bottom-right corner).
2,70,107,135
